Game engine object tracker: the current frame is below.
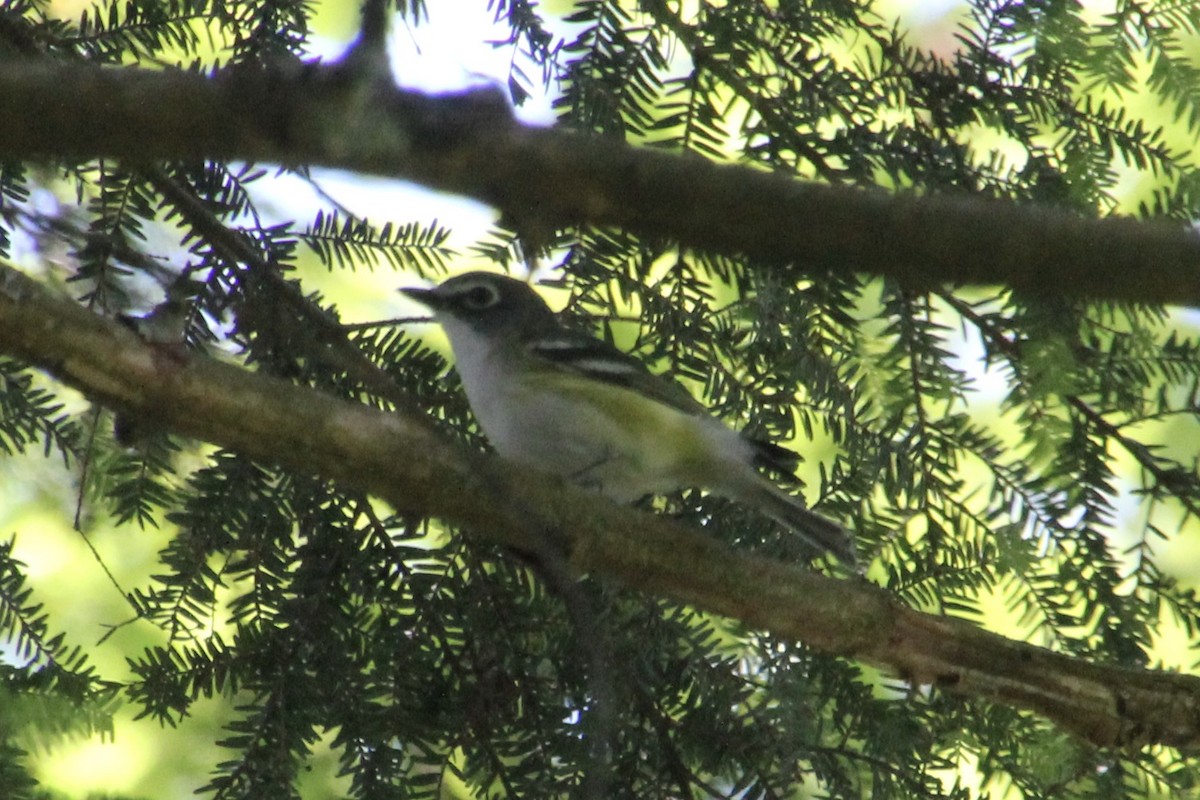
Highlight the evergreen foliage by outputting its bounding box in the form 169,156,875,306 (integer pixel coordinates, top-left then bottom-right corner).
0,0,1198,798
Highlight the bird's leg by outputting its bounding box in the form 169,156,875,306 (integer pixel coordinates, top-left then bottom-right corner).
568,447,617,493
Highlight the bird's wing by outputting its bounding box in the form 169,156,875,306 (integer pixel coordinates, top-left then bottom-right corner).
524,329,707,416
526,329,805,479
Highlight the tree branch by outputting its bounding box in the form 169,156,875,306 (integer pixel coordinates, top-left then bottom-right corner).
1,262,1198,750
0,59,1199,306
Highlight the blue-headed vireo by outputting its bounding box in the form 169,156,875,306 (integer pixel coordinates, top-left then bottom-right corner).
401,272,855,565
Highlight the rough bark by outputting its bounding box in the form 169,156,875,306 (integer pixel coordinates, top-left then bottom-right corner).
1,262,1196,750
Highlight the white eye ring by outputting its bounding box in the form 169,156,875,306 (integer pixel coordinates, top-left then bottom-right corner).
460,285,500,310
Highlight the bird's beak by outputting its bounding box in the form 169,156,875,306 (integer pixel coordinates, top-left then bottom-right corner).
399,286,441,309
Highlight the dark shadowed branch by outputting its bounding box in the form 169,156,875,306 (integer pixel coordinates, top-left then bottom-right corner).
0,59,1198,306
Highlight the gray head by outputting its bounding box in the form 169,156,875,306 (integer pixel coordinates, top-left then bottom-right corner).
400,272,559,340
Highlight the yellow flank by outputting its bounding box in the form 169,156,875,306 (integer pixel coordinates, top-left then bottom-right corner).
522,369,717,483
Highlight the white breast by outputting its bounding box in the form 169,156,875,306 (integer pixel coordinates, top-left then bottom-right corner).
438,315,756,502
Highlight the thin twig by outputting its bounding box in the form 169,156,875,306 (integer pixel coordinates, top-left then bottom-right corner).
146,166,429,418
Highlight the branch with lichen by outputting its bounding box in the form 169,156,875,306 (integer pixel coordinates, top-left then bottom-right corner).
0,261,1197,750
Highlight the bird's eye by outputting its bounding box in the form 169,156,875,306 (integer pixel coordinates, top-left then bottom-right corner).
460,285,499,310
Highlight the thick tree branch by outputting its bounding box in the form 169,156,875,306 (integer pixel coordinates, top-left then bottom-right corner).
1,59,1199,306
1,262,1198,750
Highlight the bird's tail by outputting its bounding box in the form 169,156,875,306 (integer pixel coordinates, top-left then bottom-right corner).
735,478,857,567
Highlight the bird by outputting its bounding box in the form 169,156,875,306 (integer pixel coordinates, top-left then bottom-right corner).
400,271,855,565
